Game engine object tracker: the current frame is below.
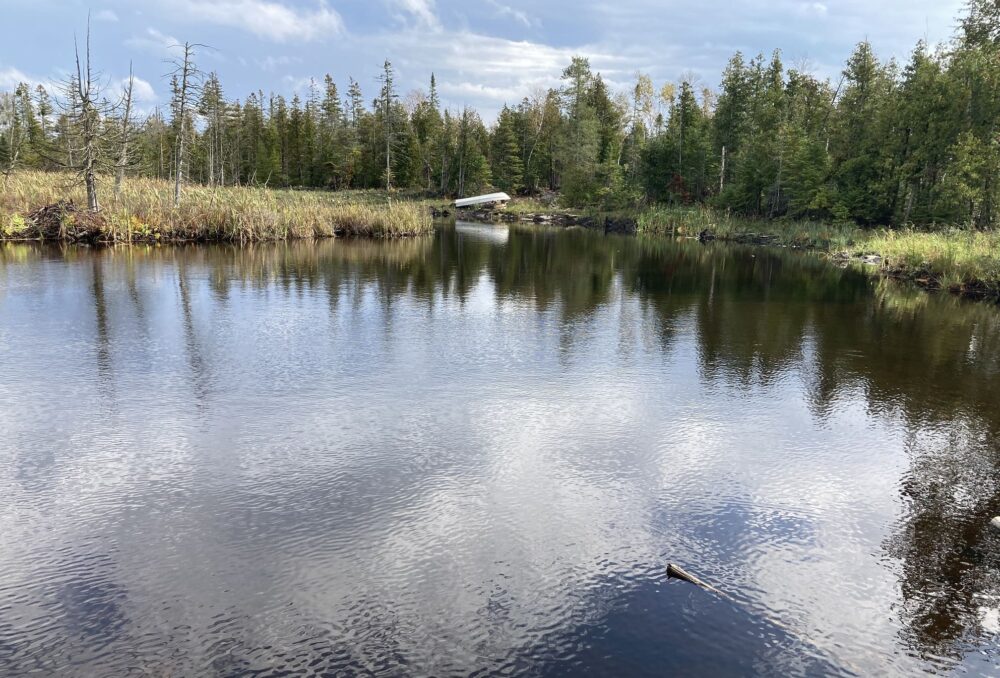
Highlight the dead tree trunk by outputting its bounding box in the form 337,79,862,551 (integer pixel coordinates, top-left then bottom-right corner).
72,23,102,213
171,42,199,208
114,66,135,200
719,145,726,194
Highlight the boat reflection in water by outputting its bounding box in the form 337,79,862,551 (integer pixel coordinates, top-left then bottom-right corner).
455,220,510,244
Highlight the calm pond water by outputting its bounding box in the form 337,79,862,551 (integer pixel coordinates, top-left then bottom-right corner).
1,222,999,676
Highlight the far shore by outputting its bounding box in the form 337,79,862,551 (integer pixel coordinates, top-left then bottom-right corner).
4,170,999,303
454,202,1000,302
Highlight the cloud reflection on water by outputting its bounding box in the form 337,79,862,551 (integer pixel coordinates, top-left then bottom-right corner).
0,227,998,675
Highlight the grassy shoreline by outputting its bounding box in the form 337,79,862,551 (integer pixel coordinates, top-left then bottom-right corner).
451,200,1000,300
634,205,1000,299
1,172,433,243
4,172,998,301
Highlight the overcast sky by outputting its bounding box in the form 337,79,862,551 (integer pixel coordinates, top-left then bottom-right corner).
0,0,967,120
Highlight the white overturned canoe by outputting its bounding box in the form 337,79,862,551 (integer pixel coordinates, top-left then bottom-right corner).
454,192,511,209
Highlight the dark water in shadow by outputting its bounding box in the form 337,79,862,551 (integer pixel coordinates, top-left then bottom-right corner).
1,223,999,676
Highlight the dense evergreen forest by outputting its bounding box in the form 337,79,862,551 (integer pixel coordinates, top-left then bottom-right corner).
2,0,999,229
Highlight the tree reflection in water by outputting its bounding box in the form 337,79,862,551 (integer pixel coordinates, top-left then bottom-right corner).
2,224,999,672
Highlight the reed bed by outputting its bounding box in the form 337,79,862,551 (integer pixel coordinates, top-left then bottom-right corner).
0,171,433,243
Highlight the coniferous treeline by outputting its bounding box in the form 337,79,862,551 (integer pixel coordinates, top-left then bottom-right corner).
1,0,998,228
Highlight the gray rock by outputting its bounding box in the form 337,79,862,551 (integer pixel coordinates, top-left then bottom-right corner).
991,516,1000,532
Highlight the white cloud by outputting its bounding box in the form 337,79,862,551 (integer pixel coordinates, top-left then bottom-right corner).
123,76,157,103
389,0,439,28
95,9,120,22
3,0,961,127
281,74,318,94
382,29,630,114
111,76,159,117
0,66,33,90
125,27,181,55
487,0,536,28
256,55,303,72
1,64,156,111
174,0,343,42
796,2,829,17
438,81,530,102
0,65,62,95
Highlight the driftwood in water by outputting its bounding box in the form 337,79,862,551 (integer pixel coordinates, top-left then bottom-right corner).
666,562,869,674
666,563,731,600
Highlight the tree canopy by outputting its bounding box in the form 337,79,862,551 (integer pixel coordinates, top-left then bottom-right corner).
3,1,999,228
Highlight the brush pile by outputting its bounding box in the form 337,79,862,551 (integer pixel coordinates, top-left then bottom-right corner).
27,201,107,242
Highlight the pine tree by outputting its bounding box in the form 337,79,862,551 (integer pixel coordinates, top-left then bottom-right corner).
378,60,397,190
713,53,751,194
831,41,896,223
491,106,524,193
411,78,443,191
322,75,343,126
200,72,225,186
347,78,363,128
429,73,440,110
559,56,600,205
456,107,488,196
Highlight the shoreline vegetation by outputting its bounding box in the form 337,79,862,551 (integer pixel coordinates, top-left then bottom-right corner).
2,170,998,302
0,172,432,242
635,205,1000,300
2,3,999,298
457,203,1000,301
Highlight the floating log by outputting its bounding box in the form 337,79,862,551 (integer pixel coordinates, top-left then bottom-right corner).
666,561,866,674
666,563,731,600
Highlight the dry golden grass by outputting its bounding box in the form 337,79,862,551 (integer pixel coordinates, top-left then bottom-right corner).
0,171,433,242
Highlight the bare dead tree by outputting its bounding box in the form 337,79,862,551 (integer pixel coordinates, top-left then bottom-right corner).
0,91,27,180
69,20,104,212
51,19,132,211
114,64,135,199
166,42,203,208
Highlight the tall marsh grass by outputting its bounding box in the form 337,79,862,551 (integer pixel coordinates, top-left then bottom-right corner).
0,171,433,242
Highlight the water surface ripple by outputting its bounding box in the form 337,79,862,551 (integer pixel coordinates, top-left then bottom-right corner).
1,224,999,676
